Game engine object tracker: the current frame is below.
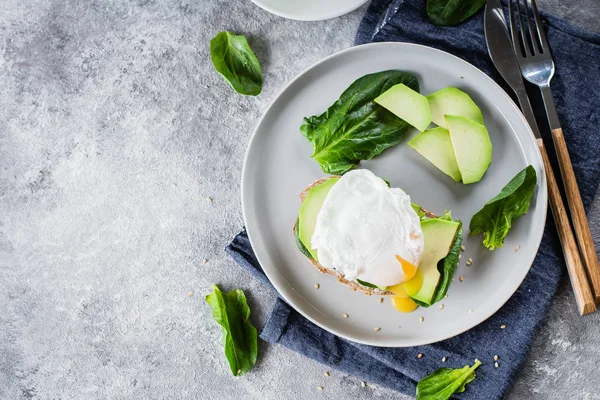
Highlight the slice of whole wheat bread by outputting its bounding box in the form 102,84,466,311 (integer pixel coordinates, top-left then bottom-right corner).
294,176,437,296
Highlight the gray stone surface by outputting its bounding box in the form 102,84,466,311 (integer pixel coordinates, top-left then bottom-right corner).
0,1,598,399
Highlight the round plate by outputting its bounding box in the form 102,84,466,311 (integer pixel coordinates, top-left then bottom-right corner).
242,43,547,347
250,0,369,21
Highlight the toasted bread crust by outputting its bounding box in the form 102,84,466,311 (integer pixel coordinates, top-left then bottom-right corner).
295,176,436,296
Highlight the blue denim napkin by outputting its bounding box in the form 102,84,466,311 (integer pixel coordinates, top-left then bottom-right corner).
227,1,600,398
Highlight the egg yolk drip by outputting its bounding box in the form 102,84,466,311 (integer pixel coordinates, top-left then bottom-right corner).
388,255,423,313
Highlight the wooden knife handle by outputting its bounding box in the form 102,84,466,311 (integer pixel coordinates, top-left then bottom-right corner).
551,128,600,303
538,139,596,315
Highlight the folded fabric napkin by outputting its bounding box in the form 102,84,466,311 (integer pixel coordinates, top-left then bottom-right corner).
227,1,600,398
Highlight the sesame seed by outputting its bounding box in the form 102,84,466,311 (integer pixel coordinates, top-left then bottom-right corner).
445,294,448,299
459,276,464,282
374,327,381,332
361,381,366,388
314,283,320,289
419,316,424,322
365,292,372,296
343,313,349,319
378,298,383,304
459,254,462,259
442,356,447,362
439,304,444,310
452,278,455,282
324,372,330,377
417,353,423,359
501,324,506,329
202,258,208,265
515,246,521,252
495,362,499,368
466,261,472,266
188,291,193,297
317,386,323,390
494,355,499,361
468,258,473,263
351,287,356,291
461,245,465,251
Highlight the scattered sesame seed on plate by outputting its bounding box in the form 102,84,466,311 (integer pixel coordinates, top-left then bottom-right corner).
459,275,464,281
324,371,330,377
361,381,366,388
419,316,424,322
374,327,381,332
314,283,320,289
494,355,499,361
439,304,444,310
515,246,521,252
343,313,349,318
459,254,462,259
501,324,506,329
417,353,423,359
378,298,383,304
461,245,465,251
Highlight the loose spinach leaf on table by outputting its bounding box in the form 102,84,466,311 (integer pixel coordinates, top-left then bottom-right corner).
210,31,262,96
469,165,537,250
301,70,419,175
427,0,486,26
205,284,258,376
416,359,481,400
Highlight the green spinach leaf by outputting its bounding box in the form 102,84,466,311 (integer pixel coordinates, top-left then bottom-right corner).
301,70,419,175
205,284,258,376
432,224,462,304
469,165,537,250
416,359,481,400
427,0,486,26
210,31,262,96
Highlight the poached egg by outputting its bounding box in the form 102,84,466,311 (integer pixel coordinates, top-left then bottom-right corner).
311,169,424,288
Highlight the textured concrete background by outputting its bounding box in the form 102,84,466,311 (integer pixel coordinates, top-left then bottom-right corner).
1,1,599,399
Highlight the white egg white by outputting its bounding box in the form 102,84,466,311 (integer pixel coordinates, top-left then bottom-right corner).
311,169,424,288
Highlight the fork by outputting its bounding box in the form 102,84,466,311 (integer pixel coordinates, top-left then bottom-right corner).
508,0,600,304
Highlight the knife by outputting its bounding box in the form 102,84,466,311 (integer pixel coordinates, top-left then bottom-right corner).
484,0,596,315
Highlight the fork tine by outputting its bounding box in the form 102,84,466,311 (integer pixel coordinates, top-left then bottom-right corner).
522,0,540,54
515,0,534,57
508,0,525,58
528,0,549,53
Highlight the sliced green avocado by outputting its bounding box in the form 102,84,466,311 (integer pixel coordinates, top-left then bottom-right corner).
411,218,460,305
445,115,492,184
298,177,340,260
374,83,432,132
427,87,484,129
408,127,462,182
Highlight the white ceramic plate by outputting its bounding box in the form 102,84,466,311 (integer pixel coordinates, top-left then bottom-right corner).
250,0,369,21
242,43,547,347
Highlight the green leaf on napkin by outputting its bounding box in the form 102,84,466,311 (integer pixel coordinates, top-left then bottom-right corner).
205,284,258,376
210,31,262,96
469,165,537,250
427,0,487,26
416,359,481,400
301,70,419,175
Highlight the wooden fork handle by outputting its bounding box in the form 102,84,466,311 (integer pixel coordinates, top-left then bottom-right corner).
550,128,600,304
538,139,596,315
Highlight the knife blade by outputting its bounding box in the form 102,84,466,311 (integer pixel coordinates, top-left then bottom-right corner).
484,0,541,139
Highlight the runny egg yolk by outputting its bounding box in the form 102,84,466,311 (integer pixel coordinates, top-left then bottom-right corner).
395,255,417,281
388,267,423,313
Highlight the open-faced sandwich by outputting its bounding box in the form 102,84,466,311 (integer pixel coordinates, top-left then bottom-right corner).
294,169,463,313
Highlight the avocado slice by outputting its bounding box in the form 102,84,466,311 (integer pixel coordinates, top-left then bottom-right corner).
298,177,340,260
374,83,432,132
427,87,484,129
411,219,460,305
445,115,492,184
408,127,462,182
